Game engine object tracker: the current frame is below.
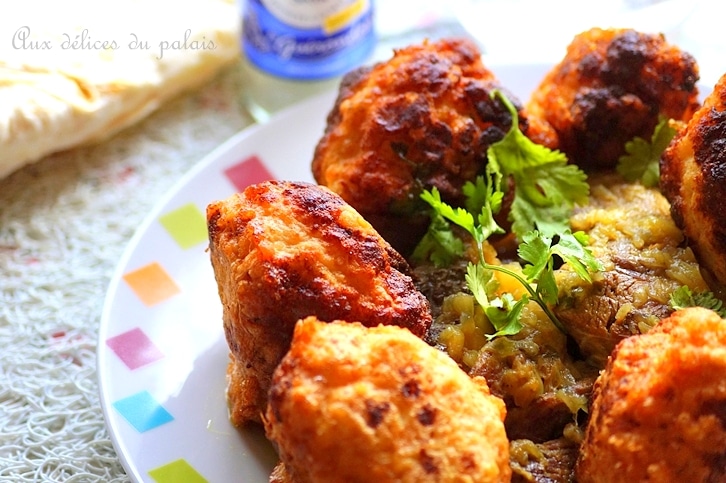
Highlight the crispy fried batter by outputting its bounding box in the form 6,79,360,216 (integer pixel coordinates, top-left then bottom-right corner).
528,28,699,171
661,72,726,291
206,181,431,425
575,307,726,483
265,317,511,483
312,37,557,255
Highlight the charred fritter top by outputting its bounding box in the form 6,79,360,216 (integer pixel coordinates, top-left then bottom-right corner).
207,181,430,336
207,181,432,424
661,72,726,290
528,28,699,171
312,37,557,249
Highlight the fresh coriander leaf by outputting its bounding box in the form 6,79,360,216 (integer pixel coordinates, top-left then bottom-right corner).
411,213,465,267
464,167,504,217
537,260,559,306
416,162,601,339
670,285,726,317
518,229,603,308
463,175,490,216
484,293,527,339
617,117,677,188
465,262,496,310
488,90,590,238
670,285,693,310
420,172,504,250
462,171,505,242
519,231,552,283
550,231,604,282
421,188,478,241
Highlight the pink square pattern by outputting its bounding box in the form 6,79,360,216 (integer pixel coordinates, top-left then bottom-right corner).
106,327,164,370
223,155,275,192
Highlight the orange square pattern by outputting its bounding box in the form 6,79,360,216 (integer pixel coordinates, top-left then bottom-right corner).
122,262,181,306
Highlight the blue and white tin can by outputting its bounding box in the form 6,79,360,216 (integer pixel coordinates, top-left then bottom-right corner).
242,0,376,80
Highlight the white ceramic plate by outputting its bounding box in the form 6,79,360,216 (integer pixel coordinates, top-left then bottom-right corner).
98,63,549,483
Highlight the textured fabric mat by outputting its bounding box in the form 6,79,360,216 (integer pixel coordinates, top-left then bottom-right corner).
0,62,250,482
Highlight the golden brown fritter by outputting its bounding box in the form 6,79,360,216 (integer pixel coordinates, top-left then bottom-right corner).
265,316,511,483
311,37,557,255
575,307,726,483
661,72,726,291
527,28,700,171
206,181,432,425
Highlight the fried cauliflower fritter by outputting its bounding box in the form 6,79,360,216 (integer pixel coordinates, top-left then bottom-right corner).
575,307,726,483
312,37,557,255
661,72,726,291
265,317,511,483
527,28,699,171
206,181,432,425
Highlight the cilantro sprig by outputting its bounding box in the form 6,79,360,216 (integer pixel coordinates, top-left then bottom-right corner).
616,117,677,188
489,91,589,238
419,179,601,337
670,285,726,317
413,90,601,338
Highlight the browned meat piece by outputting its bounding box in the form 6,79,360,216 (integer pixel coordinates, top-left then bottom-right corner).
265,316,511,483
528,28,699,171
206,181,432,425
576,307,726,483
411,258,470,320
510,437,579,483
504,377,594,443
555,174,709,367
312,37,558,255
465,299,598,444
661,72,726,291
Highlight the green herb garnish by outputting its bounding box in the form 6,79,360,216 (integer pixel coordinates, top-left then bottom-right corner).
488,91,589,238
412,90,601,338
617,117,677,188
418,179,602,338
670,285,726,317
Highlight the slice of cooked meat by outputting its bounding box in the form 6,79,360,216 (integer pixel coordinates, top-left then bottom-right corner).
575,307,726,483
312,37,558,255
661,72,726,291
510,437,580,483
467,305,598,444
503,377,594,443
555,173,709,367
527,27,699,171
411,258,470,320
265,316,511,483
206,180,432,425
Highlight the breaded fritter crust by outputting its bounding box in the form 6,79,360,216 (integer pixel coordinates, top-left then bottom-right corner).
311,37,557,254
575,307,726,482
265,317,511,483
661,72,726,290
528,28,699,171
206,181,432,425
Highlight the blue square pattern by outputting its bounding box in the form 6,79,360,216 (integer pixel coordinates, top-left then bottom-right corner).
112,390,174,433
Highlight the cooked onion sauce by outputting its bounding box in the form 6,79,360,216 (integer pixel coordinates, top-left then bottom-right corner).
412,173,708,482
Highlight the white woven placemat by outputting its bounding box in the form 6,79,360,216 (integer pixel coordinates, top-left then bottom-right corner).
0,63,251,482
